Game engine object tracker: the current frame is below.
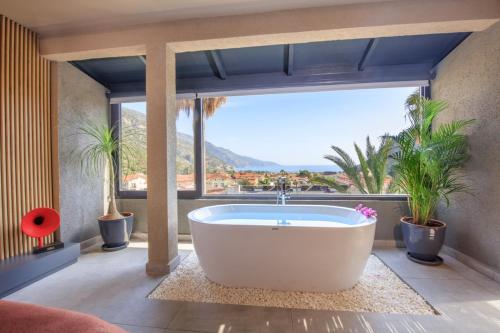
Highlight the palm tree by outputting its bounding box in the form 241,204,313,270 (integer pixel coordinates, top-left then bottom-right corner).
391,96,473,225
176,97,227,118
311,175,350,193
315,136,393,194
76,123,137,220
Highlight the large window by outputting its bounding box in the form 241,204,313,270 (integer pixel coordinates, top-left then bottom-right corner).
114,86,421,198
203,87,417,196
116,100,196,195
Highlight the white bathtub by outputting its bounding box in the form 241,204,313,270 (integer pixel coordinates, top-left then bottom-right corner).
188,204,376,292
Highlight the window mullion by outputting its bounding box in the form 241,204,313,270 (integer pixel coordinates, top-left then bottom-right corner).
194,97,204,197
111,103,123,198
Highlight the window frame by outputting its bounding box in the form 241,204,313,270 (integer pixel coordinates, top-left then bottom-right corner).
112,99,204,199
113,85,430,201
112,103,147,199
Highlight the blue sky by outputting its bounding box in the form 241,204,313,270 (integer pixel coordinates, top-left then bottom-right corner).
125,86,416,165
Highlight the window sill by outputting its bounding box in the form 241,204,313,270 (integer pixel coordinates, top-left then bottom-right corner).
117,191,408,202
196,194,408,201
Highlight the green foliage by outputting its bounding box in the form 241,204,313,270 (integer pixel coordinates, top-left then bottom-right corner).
391,94,473,225
76,122,137,218
311,175,349,193
259,177,271,185
120,108,147,176
319,136,393,194
77,123,117,177
238,179,251,186
298,169,311,178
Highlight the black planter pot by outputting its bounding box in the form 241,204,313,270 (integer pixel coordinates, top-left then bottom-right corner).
121,212,135,239
98,212,134,251
400,217,447,265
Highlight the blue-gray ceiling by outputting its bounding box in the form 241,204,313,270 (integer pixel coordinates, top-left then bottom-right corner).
70,32,470,98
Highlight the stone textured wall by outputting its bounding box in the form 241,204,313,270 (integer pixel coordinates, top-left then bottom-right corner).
119,198,409,243
119,199,148,233
432,22,500,271
57,62,109,243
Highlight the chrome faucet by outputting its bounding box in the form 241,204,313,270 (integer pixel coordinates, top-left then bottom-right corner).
276,177,290,205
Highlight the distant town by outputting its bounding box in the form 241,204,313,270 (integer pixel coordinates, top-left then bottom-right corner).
123,170,393,195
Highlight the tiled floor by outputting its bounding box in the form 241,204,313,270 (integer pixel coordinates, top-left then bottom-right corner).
5,242,500,333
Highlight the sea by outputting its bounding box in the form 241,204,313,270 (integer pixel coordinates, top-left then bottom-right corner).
235,165,341,173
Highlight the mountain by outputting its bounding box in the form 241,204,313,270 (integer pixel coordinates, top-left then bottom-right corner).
205,140,278,169
121,108,278,174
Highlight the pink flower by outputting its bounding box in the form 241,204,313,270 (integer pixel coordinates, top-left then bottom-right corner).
355,204,377,218
355,204,364,211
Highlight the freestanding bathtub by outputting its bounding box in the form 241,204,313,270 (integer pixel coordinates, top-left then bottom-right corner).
188,204,376,292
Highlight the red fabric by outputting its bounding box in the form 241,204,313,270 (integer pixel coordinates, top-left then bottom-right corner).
0,300,126,333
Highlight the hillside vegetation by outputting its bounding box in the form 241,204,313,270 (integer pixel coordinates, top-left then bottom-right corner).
121,108,278,176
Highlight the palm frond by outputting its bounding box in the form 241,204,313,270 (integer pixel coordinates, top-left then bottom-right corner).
326,145,367,194
392,94,473,225
75,121,138,219
311,176,349,193
354,143,375,193
176,97,227,118
324,136,392,195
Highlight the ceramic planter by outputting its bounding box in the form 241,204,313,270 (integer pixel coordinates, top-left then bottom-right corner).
98,212,134,251
121,212,134,239
400,217,447,265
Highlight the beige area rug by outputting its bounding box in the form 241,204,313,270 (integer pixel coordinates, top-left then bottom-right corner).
149,252,436,315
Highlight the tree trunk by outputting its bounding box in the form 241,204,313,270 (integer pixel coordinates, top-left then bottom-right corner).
103,154,123,220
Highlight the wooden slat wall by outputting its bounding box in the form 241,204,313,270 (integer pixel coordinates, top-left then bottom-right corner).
0,16,54,260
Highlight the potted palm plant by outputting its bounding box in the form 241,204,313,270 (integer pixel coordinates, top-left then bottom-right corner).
392,94,473,265
314,136,393,193
77,123,136,251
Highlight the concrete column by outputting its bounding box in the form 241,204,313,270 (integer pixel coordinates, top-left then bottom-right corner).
145,43,179,275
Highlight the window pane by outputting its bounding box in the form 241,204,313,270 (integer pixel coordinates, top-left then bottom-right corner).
176,101,195,191
120,102,147,191
119,100,196,192
203,87,417,195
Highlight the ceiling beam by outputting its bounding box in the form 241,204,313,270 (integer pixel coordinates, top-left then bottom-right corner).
205,50,227,80
284,45,294,76
106,63,432,98
177,63,431,94
110,79,429,101
40,0,499,61
429,32,470,78
358,38,379,71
